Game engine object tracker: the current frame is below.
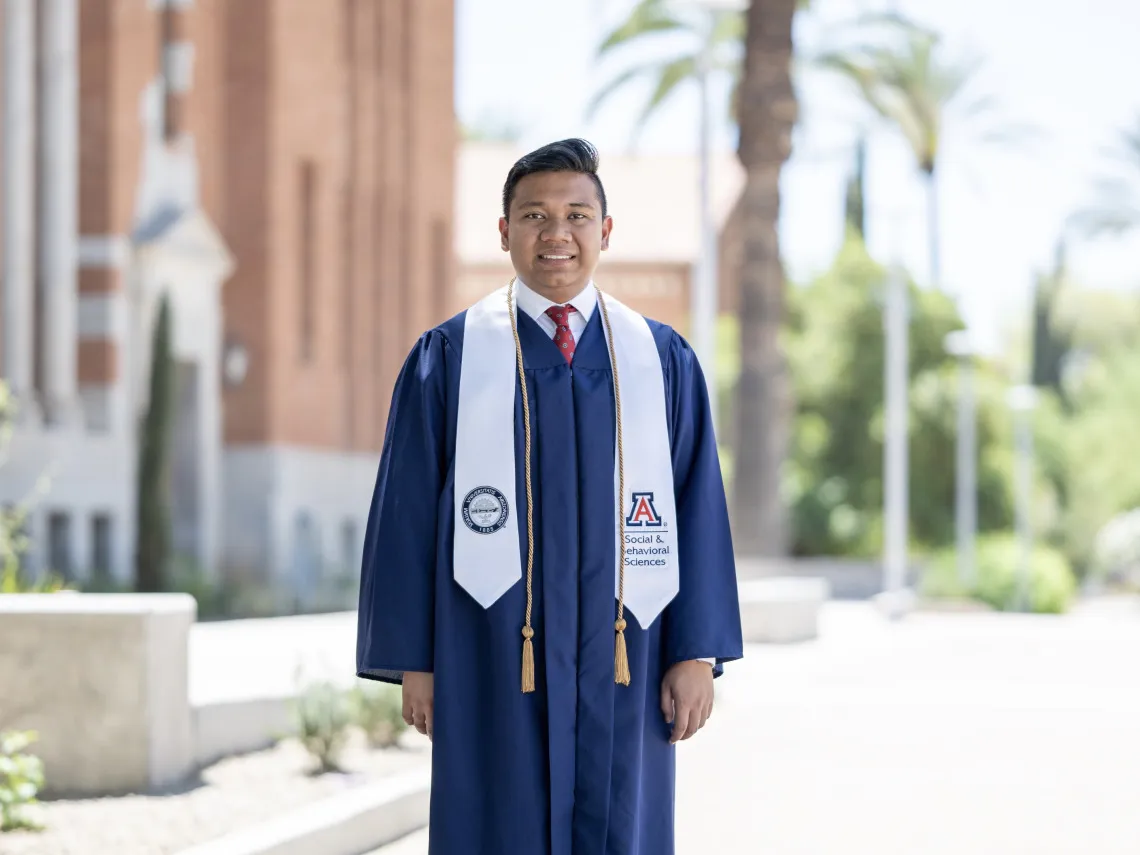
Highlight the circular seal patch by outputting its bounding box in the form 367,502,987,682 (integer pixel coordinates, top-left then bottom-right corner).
461,486,509,534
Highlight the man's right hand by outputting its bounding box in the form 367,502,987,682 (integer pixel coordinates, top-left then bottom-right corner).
402,671,434,740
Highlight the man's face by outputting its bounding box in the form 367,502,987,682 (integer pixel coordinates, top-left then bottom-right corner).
499,171,613,302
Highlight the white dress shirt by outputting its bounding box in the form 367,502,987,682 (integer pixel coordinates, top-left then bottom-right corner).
511,278,717,670
514,278,597,340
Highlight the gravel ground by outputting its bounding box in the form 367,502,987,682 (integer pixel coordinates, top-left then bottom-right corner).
1,731,430,855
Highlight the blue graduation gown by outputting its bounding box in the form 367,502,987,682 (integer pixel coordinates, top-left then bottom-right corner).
356,306,743,855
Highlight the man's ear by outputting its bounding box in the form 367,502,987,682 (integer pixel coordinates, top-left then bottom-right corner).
600,216,613,251
499,217,509,252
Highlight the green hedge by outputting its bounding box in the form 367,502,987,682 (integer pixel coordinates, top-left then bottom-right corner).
922,533,1077,614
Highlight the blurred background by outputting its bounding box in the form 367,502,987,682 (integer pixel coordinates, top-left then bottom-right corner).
1,0,1138,853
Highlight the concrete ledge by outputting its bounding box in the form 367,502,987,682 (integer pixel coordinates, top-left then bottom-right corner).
175,765,431,855
0,592,196,797
194,696,294,768
739,577,830,643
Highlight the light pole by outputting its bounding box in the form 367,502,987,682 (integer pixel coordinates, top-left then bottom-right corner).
944,330,977,590
1007,384,1039,612
694,33,718,433
689,0,744,436
882,264,910,614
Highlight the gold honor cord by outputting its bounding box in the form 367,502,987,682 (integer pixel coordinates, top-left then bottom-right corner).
506,279,630,693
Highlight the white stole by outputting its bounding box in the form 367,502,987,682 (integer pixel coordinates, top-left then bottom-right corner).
453,283,679,629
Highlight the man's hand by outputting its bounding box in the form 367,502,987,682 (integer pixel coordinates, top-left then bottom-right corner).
402,671,434,740
660,660,714,744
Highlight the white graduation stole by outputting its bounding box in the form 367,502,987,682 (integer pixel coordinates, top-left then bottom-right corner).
453,282,679,630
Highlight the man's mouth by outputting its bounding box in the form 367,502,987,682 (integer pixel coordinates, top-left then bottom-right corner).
538,253,574,261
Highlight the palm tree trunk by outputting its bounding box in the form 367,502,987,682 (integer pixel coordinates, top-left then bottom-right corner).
733,0,798,557
926,166,941,290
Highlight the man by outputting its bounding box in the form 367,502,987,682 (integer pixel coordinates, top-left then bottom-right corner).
357,138,742,855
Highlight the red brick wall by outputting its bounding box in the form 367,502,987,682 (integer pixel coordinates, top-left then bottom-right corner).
0,0,454,451
215,0,454,453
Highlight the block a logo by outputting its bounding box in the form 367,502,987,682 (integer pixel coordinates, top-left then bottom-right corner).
626,491,665,528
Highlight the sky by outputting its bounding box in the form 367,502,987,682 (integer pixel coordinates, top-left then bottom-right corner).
455,0,1140,356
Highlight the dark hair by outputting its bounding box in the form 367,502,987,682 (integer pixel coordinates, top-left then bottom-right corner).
501,138,608,218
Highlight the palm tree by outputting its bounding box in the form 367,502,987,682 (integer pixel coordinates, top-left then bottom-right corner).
814,23,1026,289
1071,116,1140,237
732,0,801,556
589,0,806,556
587,0,745,138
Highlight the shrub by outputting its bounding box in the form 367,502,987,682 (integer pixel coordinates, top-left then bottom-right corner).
292,682,354,773
1091,508,1140,589
0,730,45,832
923,532,1077,614
351,682,408,749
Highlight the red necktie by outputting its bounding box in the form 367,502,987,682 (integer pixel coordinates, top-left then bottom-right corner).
545,305,577,364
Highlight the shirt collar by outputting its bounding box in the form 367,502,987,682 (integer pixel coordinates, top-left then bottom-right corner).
514,277,598,324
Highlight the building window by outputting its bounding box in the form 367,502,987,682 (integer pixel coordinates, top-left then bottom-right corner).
299,161,318,362
47,511,72,581
91,513,113,584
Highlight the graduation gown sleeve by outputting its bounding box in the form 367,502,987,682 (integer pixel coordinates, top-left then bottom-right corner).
356,331,450,684
660,330,744,673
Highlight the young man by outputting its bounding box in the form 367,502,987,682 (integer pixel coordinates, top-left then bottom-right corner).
356,138,742,855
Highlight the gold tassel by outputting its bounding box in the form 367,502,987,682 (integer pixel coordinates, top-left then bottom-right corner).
521,626,536,693
614,619,631,686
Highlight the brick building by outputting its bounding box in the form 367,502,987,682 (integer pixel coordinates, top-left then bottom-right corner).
0,0,455,601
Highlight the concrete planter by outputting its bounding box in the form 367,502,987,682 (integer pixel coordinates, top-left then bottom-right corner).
0,592,197,797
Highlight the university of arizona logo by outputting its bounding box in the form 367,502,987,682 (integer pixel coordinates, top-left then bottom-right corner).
626,491,665,528
462,486,509,534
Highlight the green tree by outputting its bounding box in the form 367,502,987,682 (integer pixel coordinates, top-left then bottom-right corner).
814,22,1029,288
844,135,869,239
135,294,175,593
784,236,1016,556
1029,239,1074,405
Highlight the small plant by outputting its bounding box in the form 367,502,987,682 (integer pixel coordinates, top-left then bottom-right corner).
0,730,45,832
351,682,408,749
292,682,353,774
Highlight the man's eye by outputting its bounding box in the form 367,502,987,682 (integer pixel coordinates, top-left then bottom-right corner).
524,212,543,219
569,213,586,219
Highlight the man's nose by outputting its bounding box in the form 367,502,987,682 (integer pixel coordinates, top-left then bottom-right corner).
540,218,571,241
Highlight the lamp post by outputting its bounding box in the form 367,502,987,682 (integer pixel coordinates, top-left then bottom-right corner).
882,264,910,613
689,0,744,435
944,330,977,591
1007,384,1039,612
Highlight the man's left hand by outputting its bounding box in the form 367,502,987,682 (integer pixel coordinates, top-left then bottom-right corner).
660,659,714,744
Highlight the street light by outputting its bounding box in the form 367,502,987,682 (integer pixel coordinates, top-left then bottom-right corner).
881,263,910,617
944,330,977,590
1007,384,1039,612
690,0,745,436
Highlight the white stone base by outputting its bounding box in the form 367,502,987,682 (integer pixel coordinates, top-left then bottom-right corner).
221,445,379,602
174,767,430,855
738,577,830,643
1,424,135,584
0,593,196,797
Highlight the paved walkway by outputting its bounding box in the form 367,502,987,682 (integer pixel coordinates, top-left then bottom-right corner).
368,598,1140,854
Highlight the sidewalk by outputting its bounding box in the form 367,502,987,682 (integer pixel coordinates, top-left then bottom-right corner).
369,600,1140,854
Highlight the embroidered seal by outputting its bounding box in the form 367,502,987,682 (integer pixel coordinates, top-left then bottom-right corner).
462,486,510,534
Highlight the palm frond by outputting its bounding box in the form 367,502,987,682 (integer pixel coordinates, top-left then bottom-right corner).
1068,204,1140,238
597,0,684,58
586,63,660,121
634,54,700,133
708,8,746,48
